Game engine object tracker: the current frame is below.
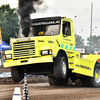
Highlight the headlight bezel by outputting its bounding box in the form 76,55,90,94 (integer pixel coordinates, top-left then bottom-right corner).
41,50,52,56
5,54,12,60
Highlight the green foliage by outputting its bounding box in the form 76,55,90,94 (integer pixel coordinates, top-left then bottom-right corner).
75,34,85,47
0,4,19,44
87,35,100,48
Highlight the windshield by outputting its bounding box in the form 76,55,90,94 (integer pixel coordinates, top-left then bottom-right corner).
29,24,60,36
17,19,61,38
28,20,61,37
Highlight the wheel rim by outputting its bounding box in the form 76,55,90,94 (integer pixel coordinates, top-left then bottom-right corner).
62,61,66,76
95,68,100,83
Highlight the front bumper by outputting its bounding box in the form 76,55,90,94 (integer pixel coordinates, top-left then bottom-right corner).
3,56,53,68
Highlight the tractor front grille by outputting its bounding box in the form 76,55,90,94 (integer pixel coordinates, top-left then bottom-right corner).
13,40,35,58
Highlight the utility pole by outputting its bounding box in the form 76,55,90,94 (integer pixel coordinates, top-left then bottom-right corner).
75,16,77,34
90,3,93,53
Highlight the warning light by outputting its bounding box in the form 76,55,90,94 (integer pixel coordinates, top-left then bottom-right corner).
62,17,66,19
97,59,100,64
97,52,100,55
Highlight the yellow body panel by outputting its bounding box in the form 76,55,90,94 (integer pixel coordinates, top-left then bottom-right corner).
4,55,53,68
72,57,95,77
86,54,100,62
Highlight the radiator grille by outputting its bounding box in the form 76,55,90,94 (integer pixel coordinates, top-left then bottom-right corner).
13,41,35,58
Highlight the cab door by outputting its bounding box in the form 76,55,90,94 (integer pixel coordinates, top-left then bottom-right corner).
61,21,75,52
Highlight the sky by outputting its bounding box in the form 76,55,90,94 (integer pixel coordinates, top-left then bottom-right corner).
0,0,100,44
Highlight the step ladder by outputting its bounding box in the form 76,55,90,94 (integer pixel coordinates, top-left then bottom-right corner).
68,52,74,69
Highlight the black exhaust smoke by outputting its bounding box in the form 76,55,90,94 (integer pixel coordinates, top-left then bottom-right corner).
17,0,42,37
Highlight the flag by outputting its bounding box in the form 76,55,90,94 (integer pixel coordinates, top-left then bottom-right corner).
0,27,2,46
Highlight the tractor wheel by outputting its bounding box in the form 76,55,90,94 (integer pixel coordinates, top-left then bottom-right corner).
80,64,100,87
48,76,68,86
54,57,67,79
11,67,24,82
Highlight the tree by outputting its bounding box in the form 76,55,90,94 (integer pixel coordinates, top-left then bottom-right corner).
0,4,19,44
87,35,100,48
75,34,85,47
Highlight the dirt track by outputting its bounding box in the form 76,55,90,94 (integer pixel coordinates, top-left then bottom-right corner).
0,83,100,100
0,66,100,100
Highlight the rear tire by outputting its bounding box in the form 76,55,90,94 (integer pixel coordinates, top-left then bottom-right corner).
48,76,68,86
11,67,24,82
80,64,100,87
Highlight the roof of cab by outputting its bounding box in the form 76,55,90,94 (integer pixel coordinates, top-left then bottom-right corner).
31,16,72,22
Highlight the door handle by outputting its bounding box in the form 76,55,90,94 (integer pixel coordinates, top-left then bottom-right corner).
70,44,73,46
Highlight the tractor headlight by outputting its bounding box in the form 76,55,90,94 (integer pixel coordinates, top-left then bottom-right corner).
5,54,12,60
41,50,52,56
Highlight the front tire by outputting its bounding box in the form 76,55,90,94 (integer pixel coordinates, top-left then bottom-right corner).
80,64,100,87
11,67,24,82
54,57,67,79
49,56,69,86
